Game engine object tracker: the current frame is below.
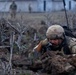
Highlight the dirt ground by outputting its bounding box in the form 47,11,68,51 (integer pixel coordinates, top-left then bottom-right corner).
0,11,76,75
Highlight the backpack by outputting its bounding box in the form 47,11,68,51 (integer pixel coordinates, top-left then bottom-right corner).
62,26,76,38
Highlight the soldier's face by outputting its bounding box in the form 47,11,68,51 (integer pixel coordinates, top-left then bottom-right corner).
48,39,62,46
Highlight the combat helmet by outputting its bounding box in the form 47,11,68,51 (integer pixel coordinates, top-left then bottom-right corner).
46,25,65,39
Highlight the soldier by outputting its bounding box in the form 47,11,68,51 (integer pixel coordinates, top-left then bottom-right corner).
9,1,17,19
28,4,32,13
31,24,76,58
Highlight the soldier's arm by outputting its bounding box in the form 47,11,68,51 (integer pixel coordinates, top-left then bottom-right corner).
68,37,76,56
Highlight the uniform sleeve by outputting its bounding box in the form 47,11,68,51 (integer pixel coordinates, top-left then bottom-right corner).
71,46,76,54
68,37,76,54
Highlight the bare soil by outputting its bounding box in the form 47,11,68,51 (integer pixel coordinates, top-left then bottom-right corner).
0,11,76,75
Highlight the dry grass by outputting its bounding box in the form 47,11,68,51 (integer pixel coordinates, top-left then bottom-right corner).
0,11,76,29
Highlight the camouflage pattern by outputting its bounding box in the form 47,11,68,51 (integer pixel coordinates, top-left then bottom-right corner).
9,1,17,19
67,37,76,54
31,25,76,58
46,25,64,39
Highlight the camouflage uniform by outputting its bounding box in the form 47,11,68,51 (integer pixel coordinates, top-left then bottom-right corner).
32,25,76,58
9,1,17,19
